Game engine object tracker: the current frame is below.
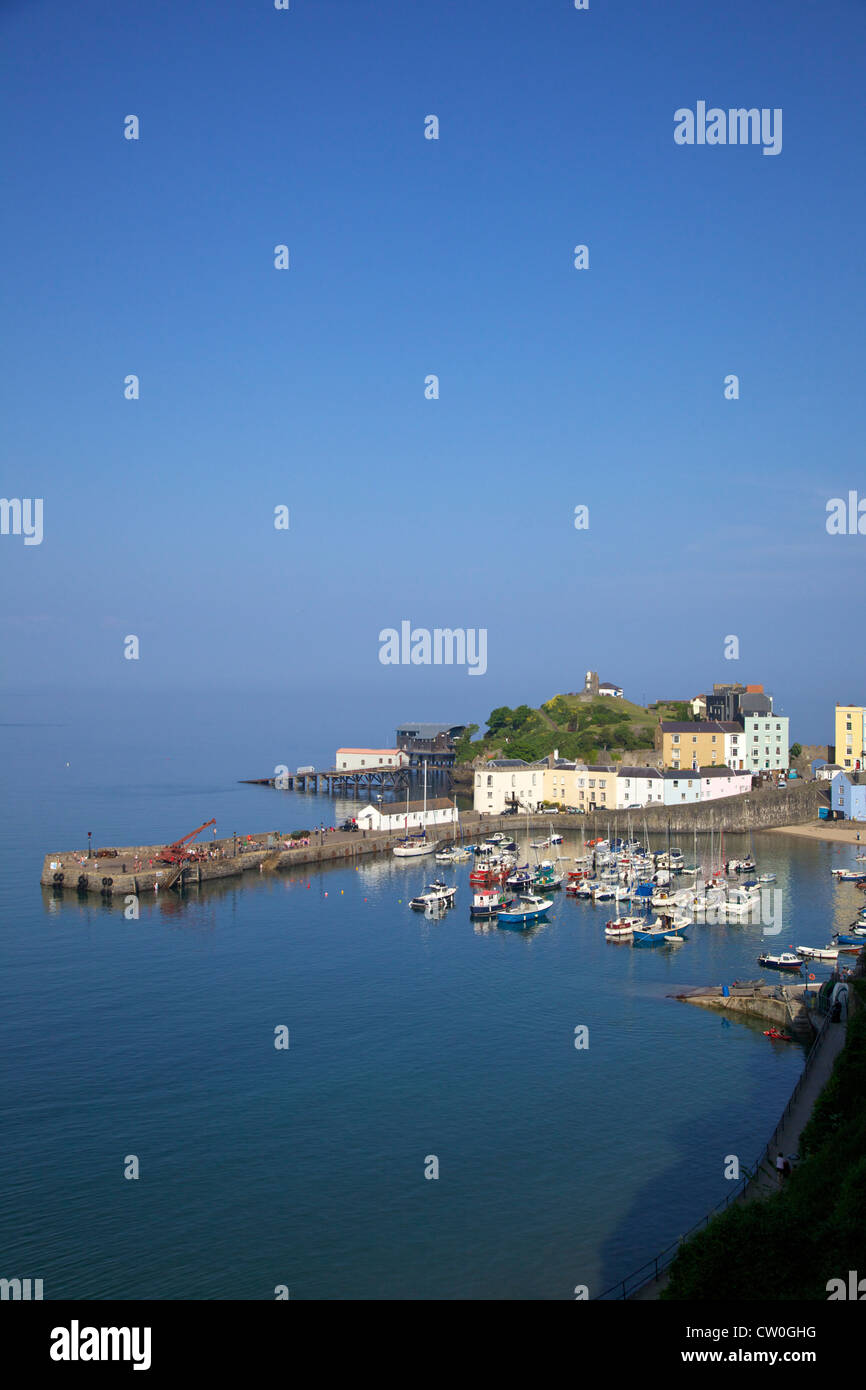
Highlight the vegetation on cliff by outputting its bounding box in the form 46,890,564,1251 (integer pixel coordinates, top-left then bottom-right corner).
661,980,866,1300
455,694,665,766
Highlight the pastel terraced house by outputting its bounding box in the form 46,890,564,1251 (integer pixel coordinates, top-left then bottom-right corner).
835,705,866,772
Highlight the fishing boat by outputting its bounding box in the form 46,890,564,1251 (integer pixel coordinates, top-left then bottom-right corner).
830,867,866,881
795,944,841,961
496,894,553,927
506,865,532,891
469,888,511,919
757,951,802,972
837,927,866,943
410,881,456,911
470,860,510,886
532,862,563,891
604,916,643,939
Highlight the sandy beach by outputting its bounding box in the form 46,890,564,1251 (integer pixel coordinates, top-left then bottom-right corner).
767,820,866,846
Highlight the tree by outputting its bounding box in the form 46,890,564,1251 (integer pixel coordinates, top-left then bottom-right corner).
453,725,479,763
790,743,802,759
486,707,513,735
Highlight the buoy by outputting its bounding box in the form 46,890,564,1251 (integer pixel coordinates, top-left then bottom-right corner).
325,892,328,897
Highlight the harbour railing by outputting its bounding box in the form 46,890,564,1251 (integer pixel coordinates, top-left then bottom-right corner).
594,1004,839,1300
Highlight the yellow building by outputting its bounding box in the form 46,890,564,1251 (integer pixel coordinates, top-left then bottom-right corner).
543,764,617,811
835,705,866,771
656,720,727,770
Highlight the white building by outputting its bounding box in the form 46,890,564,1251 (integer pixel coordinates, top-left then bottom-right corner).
722,722,746,770
355,798,457,832
743,715,789,772
598,680,624,698
335,748,410,771
817,763,843,781
474,760,545,815
615,767,664,808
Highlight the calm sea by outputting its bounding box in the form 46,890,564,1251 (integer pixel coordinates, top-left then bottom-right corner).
0,691,858,1299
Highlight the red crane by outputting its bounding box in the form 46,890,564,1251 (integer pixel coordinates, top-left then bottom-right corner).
157,819,217,864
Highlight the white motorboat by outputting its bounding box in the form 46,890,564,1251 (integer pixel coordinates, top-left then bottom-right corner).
758,951,802,972
795,944,839,961
496,893,553,927
410,881,456,911
724,886,762,917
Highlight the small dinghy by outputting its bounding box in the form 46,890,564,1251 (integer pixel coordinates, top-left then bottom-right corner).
604,916,643,939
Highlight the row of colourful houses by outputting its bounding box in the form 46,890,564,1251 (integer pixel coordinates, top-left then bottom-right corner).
474,758,752,815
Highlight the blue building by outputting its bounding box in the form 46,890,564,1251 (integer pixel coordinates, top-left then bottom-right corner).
831,771,866,821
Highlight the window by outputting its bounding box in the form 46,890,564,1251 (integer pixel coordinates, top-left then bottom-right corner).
673,735,680,744
489,776,494,786
692,736,697,743
681,793,686,801
711,735,716,742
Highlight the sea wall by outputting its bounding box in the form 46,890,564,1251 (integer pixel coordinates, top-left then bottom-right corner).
40,780,828,900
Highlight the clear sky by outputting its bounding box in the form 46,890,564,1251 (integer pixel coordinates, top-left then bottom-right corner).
2,0,864,744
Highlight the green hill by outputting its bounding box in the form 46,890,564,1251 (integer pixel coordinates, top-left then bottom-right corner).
454,694,687,766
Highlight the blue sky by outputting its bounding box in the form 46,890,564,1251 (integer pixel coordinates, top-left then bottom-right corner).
2,0,864,744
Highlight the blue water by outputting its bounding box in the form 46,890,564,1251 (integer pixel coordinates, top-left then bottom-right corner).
1,692,859,1299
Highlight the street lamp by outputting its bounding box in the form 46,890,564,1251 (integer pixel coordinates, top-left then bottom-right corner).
87,830,92,862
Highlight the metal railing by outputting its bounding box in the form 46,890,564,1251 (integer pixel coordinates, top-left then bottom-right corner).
594,1005,839,1300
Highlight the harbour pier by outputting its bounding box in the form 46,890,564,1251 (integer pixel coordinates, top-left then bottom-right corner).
40,817,488,900
673,981,820,1038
